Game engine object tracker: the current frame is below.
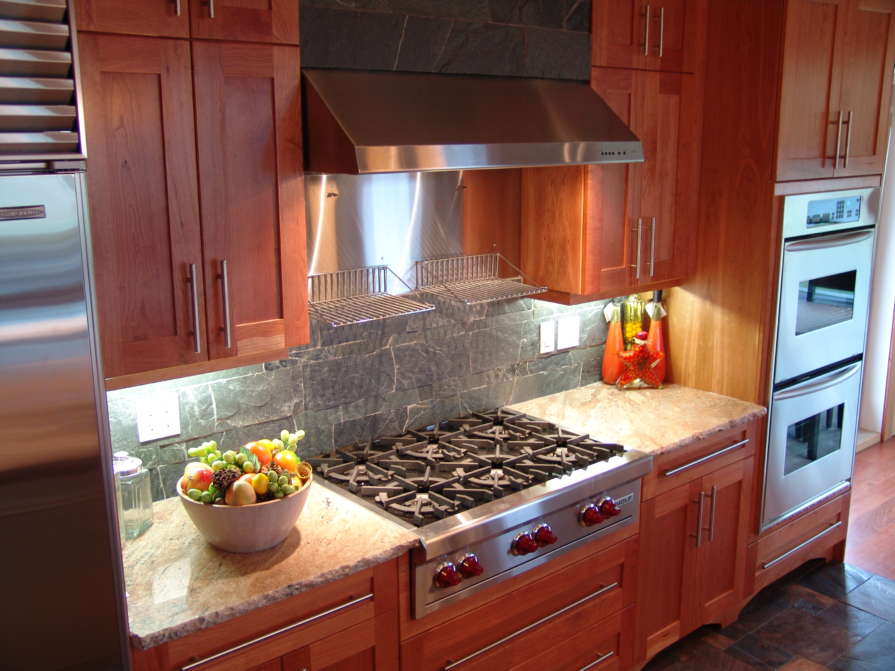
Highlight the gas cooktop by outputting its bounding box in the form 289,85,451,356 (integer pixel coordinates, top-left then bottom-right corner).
309,408,627,527
310,407,652,618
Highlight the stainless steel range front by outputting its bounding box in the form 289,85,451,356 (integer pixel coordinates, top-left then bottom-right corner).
309,408,652,617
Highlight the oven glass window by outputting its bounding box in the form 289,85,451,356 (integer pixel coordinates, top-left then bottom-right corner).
796,270,856,335
785,403,844,475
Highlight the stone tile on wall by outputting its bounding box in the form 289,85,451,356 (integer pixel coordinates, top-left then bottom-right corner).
523,26,590,80
488,0,590,30
300,5,405,71
394,16,455,73
435,21,526,77
470,324,525,373
302,348,395,410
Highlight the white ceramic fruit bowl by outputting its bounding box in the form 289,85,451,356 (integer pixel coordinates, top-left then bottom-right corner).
177,473,313,553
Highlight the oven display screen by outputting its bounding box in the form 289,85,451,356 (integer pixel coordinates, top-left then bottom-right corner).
806,196,862,227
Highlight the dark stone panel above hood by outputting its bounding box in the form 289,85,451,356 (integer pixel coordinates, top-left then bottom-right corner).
300,0,592,81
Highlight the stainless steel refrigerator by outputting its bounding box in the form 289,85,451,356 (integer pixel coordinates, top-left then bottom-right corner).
0,169,130,669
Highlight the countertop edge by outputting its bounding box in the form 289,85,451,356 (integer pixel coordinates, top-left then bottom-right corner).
129,537,420,651
651,405,768,455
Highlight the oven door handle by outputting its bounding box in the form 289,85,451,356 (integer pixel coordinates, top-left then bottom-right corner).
774,362,862,402
784,229,874,252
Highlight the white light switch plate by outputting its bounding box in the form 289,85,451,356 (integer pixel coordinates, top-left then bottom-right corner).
136,390,181,443
539,320,556,354
556,315,580,350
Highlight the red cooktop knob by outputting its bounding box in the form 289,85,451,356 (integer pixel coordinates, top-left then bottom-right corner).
599,497,621,517
579,503,604,527
458,553,484,577
533,523,558,546
434,562,462,588
512,532,539,555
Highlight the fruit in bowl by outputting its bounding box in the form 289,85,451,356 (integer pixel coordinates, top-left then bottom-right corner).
177,431,313,552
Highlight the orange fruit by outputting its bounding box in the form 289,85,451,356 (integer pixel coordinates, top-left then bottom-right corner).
273,449,299,473
245,441,272,466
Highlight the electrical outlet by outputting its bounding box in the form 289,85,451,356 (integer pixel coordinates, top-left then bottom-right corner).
539,319,556,354
136,390,181,443
556,315,581,350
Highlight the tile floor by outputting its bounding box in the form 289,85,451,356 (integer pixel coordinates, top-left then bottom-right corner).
643,560,895,670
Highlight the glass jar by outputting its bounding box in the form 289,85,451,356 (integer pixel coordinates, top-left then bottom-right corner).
112,451,153,540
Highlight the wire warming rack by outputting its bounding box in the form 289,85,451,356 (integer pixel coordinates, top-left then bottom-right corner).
308,266,434,327
414,253,547,305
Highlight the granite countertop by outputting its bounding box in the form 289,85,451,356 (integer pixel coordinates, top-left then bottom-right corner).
122,482,418,650
509,383,766,455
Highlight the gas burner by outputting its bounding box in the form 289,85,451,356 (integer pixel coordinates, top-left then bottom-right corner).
314,408,632,527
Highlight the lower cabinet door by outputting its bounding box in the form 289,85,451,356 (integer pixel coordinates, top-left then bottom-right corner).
281,614,392,671
697,457,753,625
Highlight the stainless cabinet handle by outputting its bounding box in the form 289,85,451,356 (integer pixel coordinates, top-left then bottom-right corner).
187,263,201,354
761,521,843,569
633,218,643,280
657,7,665,57
708,485,718,542
205,0,215,18
219,259,233,349
832,110,843,170
643,5,651,56
180,594,373,670
579,650,615,670
692,491,706,547
173,0,181,16
844,109,853,168
649,216,656,278
663,438,750,477
443,582,619,670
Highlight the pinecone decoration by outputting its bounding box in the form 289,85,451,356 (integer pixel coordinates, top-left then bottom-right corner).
268,462,288,479
212,467,239,494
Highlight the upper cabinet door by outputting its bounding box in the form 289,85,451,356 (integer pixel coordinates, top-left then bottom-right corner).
592,0,707,73
192,42,308,361
189,0,299,44
776,0,848,181
73,0,191,38
833,0,895,177
635,71,685,286
79,34,207,377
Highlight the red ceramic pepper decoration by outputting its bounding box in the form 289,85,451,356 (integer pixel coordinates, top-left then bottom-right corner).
617,330,665,389
645,292,667,385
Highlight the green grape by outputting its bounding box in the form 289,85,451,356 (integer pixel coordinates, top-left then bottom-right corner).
280,429,290,442
187,447,201,458
200,491,214,504
211,460,226,471
268,481,280,493
281,484,296,495
197,446,208,457
242,461,256,473
293,430,305,442
223,450,236,464
235,453,246,466
272,438,284,450
277,475,288,486
207,440,218,451
273,490,285,499
187,488,202,501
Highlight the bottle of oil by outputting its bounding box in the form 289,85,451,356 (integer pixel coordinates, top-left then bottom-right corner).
621,294,644,349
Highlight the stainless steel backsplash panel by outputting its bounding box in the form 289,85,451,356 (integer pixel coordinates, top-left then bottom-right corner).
305,171,465,289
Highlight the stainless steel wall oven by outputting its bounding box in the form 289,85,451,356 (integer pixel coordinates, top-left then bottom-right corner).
763,187,878,530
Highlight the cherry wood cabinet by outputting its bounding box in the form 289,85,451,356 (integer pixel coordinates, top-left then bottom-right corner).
79,34,208,377
73,0,191,38
592,0,708,74
73,0,298,43
776,0,895,181
636,420,758,665
79,34,309,382
520,68,692,301
189,0,299,44
192,41,307,361
131,561,398,671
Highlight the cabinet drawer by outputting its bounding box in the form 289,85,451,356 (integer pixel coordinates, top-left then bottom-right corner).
643,422,757,499
509,607,632,671
131,562,397,671
401,536,636,671
751,491,850,592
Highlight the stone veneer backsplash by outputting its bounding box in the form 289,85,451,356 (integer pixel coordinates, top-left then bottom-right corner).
106,295,609,501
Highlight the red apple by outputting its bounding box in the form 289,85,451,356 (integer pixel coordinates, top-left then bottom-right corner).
182,462,214,492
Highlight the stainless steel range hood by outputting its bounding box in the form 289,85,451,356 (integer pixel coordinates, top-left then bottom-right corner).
303,69,644,174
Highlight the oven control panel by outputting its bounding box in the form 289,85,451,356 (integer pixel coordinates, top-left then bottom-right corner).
413,480,640,617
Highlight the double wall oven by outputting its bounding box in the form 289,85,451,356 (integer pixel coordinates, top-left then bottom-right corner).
763,188,878,529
